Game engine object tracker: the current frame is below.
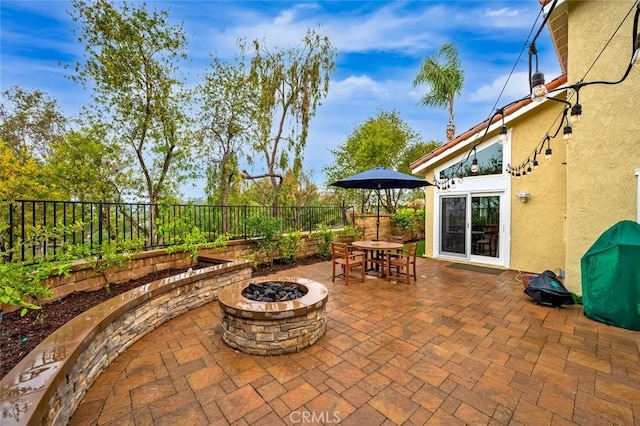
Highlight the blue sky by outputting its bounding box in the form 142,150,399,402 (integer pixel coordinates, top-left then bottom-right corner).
1,1,559,199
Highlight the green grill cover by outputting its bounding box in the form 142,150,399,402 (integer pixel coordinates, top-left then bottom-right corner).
581,220,640,330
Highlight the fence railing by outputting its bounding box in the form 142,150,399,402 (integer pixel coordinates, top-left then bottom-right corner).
0,200,348,263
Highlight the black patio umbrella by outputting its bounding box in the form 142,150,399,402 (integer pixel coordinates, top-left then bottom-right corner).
330,166,433,240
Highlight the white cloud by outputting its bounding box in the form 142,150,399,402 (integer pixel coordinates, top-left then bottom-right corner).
468,71,531,103
328,75,389,100
482,7,534,29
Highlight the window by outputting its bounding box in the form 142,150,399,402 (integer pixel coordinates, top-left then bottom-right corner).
439,143,503,180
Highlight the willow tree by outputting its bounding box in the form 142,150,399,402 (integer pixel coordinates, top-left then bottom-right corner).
413,43,464,141
241,28,336,210
69,0,193,244
197,56,257,233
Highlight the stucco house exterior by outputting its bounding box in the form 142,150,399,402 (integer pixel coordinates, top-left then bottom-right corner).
411,0,640,295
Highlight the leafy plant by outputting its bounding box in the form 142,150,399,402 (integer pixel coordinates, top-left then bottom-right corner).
311,224,334,260
279,231,302,264
165,226,229,265
85,239,144,294
336,224,364,242
0,222,77,318
245,215,283,267
390,209,414,231
0,255,71,319
391,208,426,241
0,263,48,317
236,252,259,270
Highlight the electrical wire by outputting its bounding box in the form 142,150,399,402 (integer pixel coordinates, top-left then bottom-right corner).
436,6,546,187
509,0,640,175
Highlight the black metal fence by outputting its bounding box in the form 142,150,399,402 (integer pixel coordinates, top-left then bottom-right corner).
0,200,347,263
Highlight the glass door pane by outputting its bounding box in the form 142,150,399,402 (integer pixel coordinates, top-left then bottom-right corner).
470,195,500,258
440,196,467,255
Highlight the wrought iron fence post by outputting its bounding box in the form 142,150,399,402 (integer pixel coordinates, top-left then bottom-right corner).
98,200,103,249
8,202,14,262
243,205,247,240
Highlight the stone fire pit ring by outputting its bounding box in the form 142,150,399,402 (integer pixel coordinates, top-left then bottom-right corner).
218,277,329,355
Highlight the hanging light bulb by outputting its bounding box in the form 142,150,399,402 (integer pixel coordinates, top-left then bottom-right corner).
516,169,521,178
533,157,539,169
633,34,640,66
527,165,532,175
457,174,463,184
545,146,553,160
450,178,456,189
531,70,548,102
498,125,508,145
570,103,582,127
563,123,573,142
471,158,479,173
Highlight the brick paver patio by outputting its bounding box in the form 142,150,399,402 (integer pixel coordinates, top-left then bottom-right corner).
70,258,640,425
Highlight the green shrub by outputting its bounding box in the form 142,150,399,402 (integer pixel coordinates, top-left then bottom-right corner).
311,224,334,260
391,208,426,241
390,209,414,231
0,263,52,317
336,224,362,241
245,215,283,267
279,231,302,264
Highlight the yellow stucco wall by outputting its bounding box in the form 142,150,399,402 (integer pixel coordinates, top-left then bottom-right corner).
564,1,640,294
509,100,567,274
419,98,567,273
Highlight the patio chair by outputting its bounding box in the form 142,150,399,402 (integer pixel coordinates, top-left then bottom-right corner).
476,229,498,256
331,242,365,285
385,234,406,263
387,235,406,253
388,242,418,284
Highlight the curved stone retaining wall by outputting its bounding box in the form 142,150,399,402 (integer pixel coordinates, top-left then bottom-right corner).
0,258,252,426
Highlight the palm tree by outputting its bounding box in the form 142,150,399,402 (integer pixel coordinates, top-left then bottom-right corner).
413,43,464,141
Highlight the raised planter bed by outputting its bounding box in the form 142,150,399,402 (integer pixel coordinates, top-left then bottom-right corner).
0,257,252,426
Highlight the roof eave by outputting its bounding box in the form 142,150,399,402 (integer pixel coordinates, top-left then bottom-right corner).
411,73,568,174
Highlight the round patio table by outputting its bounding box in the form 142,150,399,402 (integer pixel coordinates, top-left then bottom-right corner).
352,240,403,278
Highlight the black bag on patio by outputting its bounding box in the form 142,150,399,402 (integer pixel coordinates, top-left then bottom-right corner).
524,270,575,308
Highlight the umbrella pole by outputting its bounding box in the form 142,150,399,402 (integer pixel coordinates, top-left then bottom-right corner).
376,189,380,241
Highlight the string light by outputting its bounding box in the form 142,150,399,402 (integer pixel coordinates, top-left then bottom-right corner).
431,0,637,189
544,136,553,160
471,148,479,173
570,87,582,127
562,121,573,142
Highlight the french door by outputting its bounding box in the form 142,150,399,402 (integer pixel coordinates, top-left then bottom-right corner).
439,193,502,262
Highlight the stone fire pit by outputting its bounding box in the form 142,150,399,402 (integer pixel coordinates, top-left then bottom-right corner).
218,277,328,355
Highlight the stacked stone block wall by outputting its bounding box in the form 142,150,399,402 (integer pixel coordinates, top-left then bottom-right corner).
220,308,326,356
3,232,326,314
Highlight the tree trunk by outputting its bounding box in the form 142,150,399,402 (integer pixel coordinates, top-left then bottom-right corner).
446,121,455,141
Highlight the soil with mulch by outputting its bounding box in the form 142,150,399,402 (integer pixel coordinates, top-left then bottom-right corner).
0,254,326,380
